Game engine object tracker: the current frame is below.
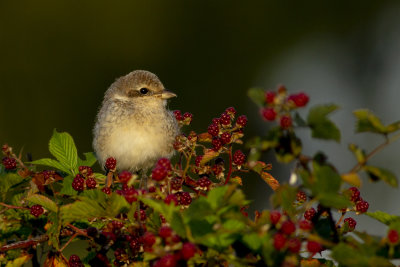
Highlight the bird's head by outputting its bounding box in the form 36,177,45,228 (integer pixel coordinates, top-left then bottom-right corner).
106,70,176,107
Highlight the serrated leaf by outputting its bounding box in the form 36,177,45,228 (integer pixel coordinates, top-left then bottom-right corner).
260,172,280,191
29,158,71,174
185,197,213,221
272,184,297,216
353,109,387,134
59,175,78,196
0,173,24,195
307,104,340,142
200,149,219,165
341,172,362,187
312,162,342,194
222,219,245,231
49,130,78,175
26,194,58,212
363,165,398,187
77,152,97,167
366,211,400,225
247,87,265,107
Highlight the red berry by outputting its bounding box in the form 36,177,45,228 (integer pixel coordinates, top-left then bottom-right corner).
220,112,231,125
270,210,281,225
130,238,141,252
142,232,156,250
134,209,147,221
181,242,197,260
261,107,276,121
156,158,172,171
159,226,173,239
281,220,296,235
343,217,357,232
356,200,369,213
197,177,212,189
148,186,156,193
118,171,132,183
78,166,93,176
124,187,138,203
105,157,117,170
164,194,178,205
273,233,286,250
265,91,276,104
151,166,168,181
157,254,177,267
102,231,117,241
220,132,231,144
72,174,85,191
212,164,223,176
233,150,246,165
69,254,83,267
212,118,221,125
102,187,111,195
30,204,44,217
42,170,55,180
183,112,193,123
170,177,183,191
173,110,183,121
288,238,301,253
347,187,360,202
195,155,203,167
178,192,192,205
296,191,307,202
114,248,125,261
388,229,399,244
212,138,223,151
2,157,16,170
288,92,309,107
236,115,248,127
86,177,97,189
225,107,236,116
299,220,313,231
307,240,322,254
112,220,124,230
280,115,292,129
207,123,219,137
304,208,317,221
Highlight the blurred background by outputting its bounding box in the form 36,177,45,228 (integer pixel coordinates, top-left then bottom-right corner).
1,0,400,238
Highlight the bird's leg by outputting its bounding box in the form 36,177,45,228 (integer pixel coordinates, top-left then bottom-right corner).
139,168,148,190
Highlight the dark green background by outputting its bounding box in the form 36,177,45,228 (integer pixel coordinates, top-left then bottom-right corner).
1,1,399,215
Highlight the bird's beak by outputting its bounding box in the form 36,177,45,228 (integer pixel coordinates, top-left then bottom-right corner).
161,90,177,99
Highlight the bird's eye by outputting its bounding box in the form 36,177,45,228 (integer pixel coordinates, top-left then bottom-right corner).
139,88,149,94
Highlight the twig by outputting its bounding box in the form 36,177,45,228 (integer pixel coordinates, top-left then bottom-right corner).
0,235,49,252
0,202,29,210
59,233,78,252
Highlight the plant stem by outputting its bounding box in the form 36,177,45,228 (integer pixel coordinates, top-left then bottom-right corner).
0,202,29,210
350,132,400,173
224,146,233,185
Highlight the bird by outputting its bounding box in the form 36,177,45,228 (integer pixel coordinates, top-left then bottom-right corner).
93,70,179,181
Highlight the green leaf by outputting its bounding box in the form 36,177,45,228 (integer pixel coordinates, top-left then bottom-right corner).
185,197,213,221
222,219,246,232
46,212,61,250
60,191,129,224
29,158,71,174
294,112,307,127
49,129,78,175
242,233,262,251
78,152,97,167
140,197,187,238
59,175,78,196
0,173,24,195
366,211,400,225
386,121,400,133
188,219,214,239
317,193,351,209
312,162,342,194
348,144,366,164
26,194,58,212
207,186,229,210
247,87,265,107
363,165,398,187
272,184,297,216
353,109,387,134
307,104,341,142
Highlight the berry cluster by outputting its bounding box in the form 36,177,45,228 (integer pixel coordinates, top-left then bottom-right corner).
1,144,18,170
72,166,97,191
173,110,193,126
260,85,309,129
30,204,44,217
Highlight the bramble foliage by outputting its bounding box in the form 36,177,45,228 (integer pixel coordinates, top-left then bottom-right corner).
1,86,400,266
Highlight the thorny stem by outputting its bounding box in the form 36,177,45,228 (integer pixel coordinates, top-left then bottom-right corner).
224,146,233,185
0,235,49,252
182,143,196,178
350,132,400,173
336,212,346,227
